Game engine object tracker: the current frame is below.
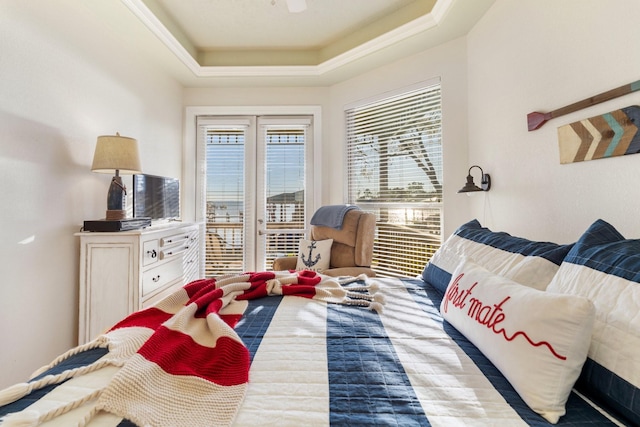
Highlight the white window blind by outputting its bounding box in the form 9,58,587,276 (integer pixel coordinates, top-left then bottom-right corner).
345,81,443,277
260,121,309,268
198,120,249,277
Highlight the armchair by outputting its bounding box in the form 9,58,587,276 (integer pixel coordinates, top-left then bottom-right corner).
272,208,376,277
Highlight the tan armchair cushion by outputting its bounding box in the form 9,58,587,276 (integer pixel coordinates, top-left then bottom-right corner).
273,256,297,271
311,209,375,268
272,208,376,277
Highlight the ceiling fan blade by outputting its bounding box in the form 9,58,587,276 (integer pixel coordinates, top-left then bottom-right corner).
286,0,307,13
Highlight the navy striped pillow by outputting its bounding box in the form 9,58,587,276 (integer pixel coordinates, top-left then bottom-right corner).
547,219,640,425
423,220,573,294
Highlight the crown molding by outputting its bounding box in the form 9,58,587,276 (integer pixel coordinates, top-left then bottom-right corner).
121,0,453,79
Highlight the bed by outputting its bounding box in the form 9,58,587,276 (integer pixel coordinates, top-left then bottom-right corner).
1,218,638,426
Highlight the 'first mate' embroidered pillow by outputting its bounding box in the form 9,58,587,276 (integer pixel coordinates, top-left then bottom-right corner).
440,259,595,424
296,239,333,272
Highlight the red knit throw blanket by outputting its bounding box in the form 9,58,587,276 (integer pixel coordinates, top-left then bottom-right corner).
0,270,381,427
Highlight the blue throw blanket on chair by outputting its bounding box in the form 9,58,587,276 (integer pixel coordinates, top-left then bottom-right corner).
310,205,359,229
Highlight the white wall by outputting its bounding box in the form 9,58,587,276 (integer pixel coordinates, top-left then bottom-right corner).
467,0,640,242
0,1,183,388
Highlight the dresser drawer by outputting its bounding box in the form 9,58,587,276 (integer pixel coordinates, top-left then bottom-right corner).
142,239,159,267
159,245,189,260
142,257,183,297
161,232,191,247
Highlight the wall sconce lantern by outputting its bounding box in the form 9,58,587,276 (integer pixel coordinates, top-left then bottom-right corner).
458,165,491,193
91,133,142,220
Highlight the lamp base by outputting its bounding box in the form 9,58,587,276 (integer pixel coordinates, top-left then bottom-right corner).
105,209,126,220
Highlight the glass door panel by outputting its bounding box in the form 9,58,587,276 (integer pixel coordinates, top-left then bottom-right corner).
201,121,249,277
255,118,311,271
199,115,312,276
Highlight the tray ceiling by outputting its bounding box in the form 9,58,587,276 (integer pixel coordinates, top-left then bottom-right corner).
121,0,495,86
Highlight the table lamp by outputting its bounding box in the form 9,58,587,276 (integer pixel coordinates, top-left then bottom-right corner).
91,133,142,220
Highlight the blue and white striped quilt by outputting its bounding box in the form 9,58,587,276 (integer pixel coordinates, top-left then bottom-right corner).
0,278,630,426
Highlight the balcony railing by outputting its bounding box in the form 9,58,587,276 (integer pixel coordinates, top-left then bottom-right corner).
204,216,440,278
205,221,305,277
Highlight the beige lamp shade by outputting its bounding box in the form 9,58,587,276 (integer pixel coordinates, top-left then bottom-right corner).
91,133,142,174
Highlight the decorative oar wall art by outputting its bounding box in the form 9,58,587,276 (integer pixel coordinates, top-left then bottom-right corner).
527,79,640,164
557,106,640,164
527,79,640,131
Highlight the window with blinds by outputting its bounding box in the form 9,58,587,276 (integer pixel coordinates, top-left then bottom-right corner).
263,126,307,267
197,115,312,276
345,81,443,277
202,126,247,277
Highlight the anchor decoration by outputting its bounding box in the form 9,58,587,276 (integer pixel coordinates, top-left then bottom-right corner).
301,240,323,269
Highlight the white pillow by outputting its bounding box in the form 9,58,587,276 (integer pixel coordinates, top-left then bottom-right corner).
440,259,595,424
296,239,333,272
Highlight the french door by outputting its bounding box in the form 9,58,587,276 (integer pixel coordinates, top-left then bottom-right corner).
196,115,314,276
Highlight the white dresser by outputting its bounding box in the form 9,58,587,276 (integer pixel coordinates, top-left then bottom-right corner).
76,222,204,344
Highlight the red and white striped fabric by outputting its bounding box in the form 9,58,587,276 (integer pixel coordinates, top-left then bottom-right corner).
92,276,254,427
0,270,382,427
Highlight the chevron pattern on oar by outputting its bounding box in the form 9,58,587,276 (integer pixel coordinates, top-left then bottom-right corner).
557,106,640,164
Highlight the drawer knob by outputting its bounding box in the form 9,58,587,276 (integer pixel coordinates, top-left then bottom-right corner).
152,275,161,282
147,249,157,258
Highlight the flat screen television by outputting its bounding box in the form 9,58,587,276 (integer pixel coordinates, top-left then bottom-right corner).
133,174,180,221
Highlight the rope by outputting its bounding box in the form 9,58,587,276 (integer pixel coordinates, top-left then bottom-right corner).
29,337,107,379
0,388,103,427
0,356,122,409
